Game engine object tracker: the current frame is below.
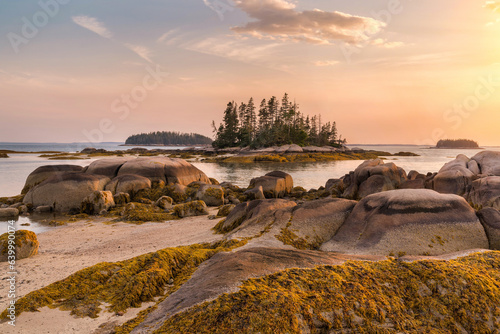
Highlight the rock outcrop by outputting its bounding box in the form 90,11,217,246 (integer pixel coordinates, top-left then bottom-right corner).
471,151,500,175
196,184,224,207
0,208,19,219
248,171,293,199
341,159,407,199
23,173,110,213
432,154,476,195
321,189,489,256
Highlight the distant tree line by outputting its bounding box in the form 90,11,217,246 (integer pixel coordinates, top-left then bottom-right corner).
125,131,213,146
436,139,479,148
212,93,347,149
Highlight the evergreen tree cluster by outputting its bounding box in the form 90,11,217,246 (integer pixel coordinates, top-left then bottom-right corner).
436,139,479,148
212,93,346,149
125,131,213,146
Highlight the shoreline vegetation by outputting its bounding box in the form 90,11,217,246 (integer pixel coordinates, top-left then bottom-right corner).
1,146,419,162
435,139,480,149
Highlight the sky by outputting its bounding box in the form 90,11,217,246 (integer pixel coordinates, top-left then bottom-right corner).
0,0,499,145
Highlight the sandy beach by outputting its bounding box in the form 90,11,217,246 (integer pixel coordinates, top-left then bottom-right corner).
0,209,222,333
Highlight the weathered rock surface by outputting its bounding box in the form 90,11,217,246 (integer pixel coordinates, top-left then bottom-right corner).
466,176,500,210
471,151,500,175
196,184,224,207
105,174,152,195
243,186,265,200
321,189,489,256
117,157,210,185
0,230,39,261
84,157,134,178
342,159,407,199
23,173,110,213
433,154,475,195
0,208,19,219
248,176,287,198
265,171,293,194
81,191,115,215
22,165,84,193
477,208,500,250
113,192,131,205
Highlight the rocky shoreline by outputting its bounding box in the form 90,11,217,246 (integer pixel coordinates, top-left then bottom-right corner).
1,151,500,333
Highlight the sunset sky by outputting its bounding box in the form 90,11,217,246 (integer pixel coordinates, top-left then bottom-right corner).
0,0,499,145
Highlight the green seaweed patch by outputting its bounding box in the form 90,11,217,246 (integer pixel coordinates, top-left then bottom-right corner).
276,228,323,250
134,184,187,204
0,230,38,256
155,251,500,334
203,152,387,164
119,203,177,224
0,194,24,205
1,240,246,321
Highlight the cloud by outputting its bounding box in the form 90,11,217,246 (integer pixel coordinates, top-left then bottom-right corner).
124,44,153,63
314,60,339,67
371,38,405,49
72,16,113,39
231,0,385,45
484,1,500,13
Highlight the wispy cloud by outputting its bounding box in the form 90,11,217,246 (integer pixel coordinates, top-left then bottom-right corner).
124,44,153,63
314,60,339,67
157,29,181,44
371,38,405,49
231,0,385,45
484,1,500,13
72,16,113,39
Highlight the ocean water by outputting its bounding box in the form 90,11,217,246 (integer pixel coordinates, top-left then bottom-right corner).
1,142,500,233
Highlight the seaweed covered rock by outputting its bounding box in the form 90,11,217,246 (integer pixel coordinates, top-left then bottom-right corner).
84,157,134,178
22,165,84,194
145,251,500,334
341,159,407,199
105,174,152,195
173,201,209,218
433,154,476,196
477,208,500,250
0,230,39,261
471,150,500,175
156,196,174,210
81,191,115,215
23,173,110,213
321,189,489,256
0,208,19,219
466,176,500,210
196,184,224,207
117,157,210,185
114,192,131,205
217,204,235,217
132,247,375,334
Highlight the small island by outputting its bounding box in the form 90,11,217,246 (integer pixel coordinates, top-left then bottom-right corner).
125,131,213,146
436,139,479,149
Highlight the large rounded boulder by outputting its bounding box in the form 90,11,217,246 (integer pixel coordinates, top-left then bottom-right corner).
466,176,500,210
471,151,500,176
432,154,476,196
196,184,224,207
321,189,489,256
23,173,110,213
117,157,210,185
22,165,84,194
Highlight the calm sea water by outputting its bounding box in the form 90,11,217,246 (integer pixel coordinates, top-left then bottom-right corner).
1,142,500,232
